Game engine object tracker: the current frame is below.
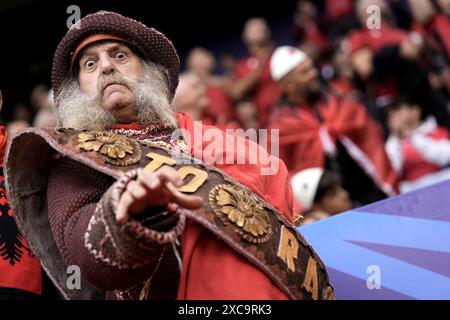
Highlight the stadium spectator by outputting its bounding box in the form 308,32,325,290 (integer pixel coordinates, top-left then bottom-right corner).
269,46,398,206
186,47,236,124
385,99,450,193
231,18,281,128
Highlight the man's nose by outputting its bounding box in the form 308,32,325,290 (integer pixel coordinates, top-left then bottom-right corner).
99,54,116,75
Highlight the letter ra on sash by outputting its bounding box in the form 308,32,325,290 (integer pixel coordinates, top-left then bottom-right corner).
277,225,299,272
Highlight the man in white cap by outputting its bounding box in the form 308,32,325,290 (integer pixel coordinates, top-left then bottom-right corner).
268,46,399,207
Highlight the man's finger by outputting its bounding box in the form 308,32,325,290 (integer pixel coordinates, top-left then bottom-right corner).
116,190,134,223
166,183,204,210
154,166,183,187
137,168,160,190
126,180,149,202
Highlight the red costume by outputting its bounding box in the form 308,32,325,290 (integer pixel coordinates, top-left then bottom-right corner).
5,11,335,300
6,112,335,299
45,113,295,299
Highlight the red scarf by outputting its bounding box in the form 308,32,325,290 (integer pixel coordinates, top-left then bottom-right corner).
269,94,399,195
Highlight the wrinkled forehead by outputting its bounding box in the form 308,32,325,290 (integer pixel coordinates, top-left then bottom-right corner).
78,40,133,58
72,38,145,75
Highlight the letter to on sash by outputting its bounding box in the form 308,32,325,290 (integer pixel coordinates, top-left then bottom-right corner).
177,166,208,193
145,152,176,172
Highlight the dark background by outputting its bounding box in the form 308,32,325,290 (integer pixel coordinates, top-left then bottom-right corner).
0,0,298,121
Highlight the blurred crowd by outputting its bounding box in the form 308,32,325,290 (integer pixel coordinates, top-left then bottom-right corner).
6,0,450,226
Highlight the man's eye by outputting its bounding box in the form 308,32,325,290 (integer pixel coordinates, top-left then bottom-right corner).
115,52,126,60
84,59,96,69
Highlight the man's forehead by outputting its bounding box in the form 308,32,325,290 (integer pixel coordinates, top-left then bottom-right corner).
79,40,133,58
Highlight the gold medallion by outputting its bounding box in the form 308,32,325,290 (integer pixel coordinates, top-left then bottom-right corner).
77,131,142,166
209,184,273,244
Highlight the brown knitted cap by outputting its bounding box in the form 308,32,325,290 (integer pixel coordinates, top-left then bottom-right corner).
52,11,180,100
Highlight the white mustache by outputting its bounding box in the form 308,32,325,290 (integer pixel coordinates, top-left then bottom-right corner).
97,74,134,96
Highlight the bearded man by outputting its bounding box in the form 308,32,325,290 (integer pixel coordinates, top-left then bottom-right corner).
268,46,399,207
5,11,334,300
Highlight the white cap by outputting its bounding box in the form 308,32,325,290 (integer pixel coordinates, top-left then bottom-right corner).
270,46,307,81
291,167,324,211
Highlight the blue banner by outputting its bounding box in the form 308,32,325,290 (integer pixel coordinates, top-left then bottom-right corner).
298,180,450,300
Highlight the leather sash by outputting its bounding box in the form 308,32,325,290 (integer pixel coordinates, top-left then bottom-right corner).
31,127,336,300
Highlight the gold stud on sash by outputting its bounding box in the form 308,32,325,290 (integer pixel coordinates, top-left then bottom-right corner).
77,131,142,166
209,184,273,244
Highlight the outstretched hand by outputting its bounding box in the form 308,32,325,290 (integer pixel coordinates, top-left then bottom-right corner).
116,166,204,223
